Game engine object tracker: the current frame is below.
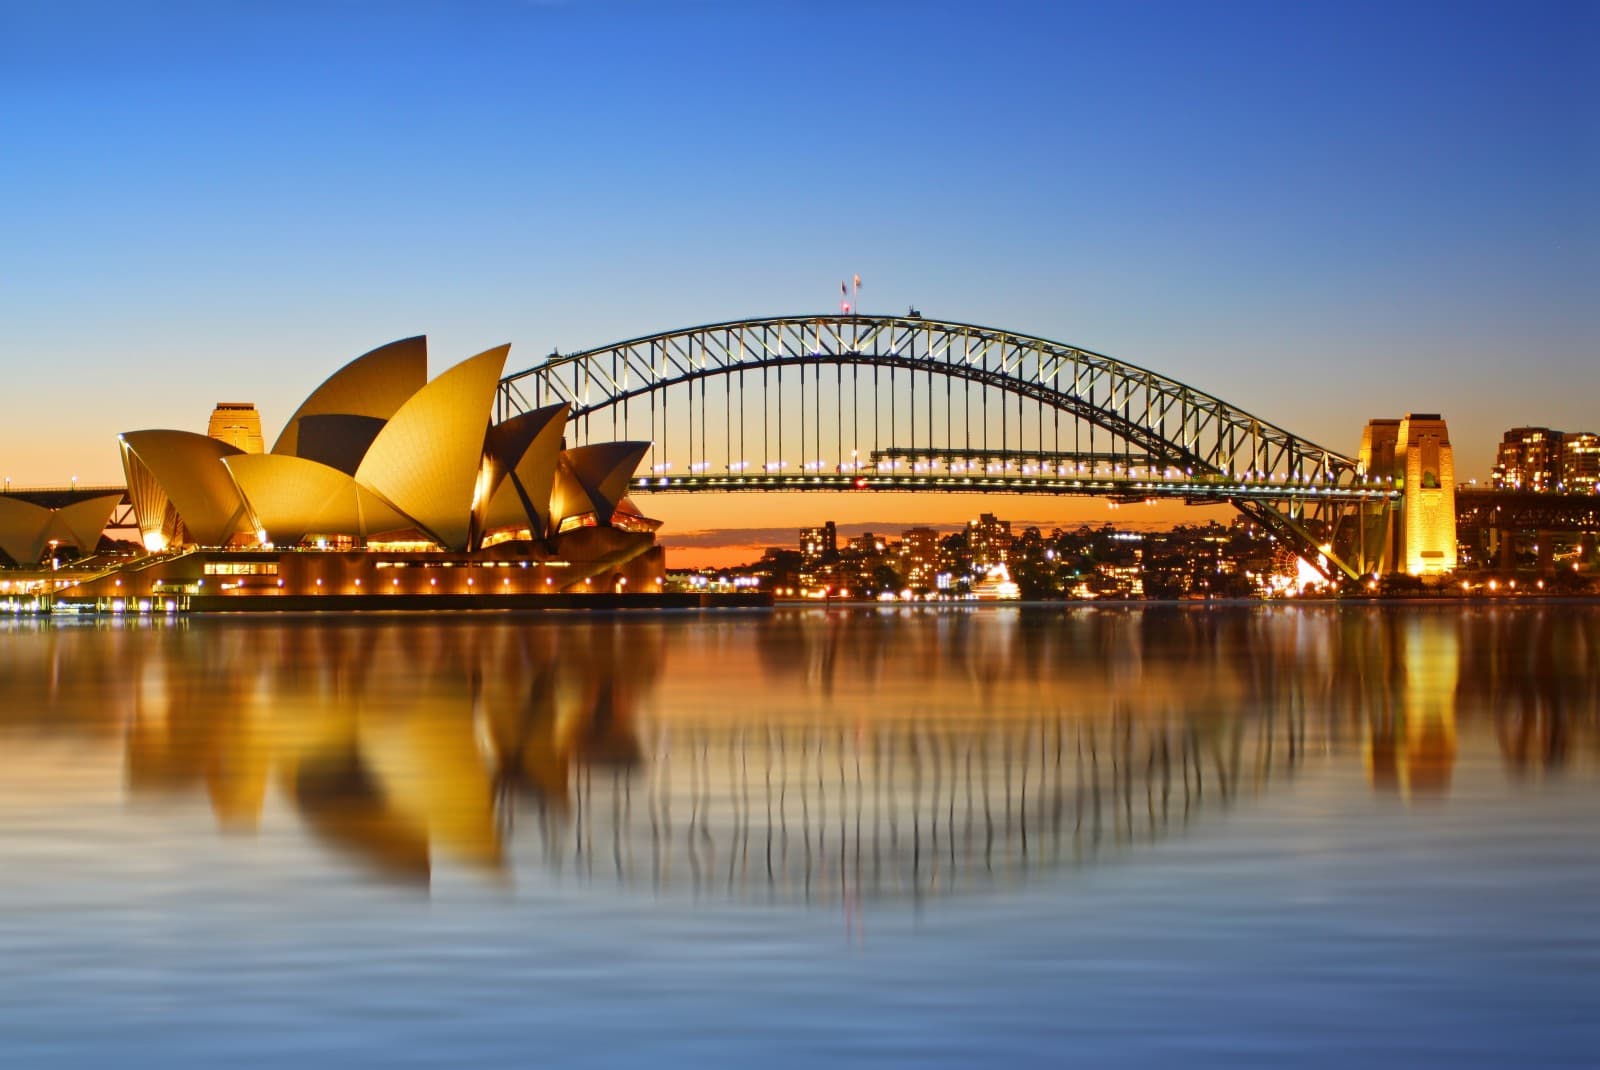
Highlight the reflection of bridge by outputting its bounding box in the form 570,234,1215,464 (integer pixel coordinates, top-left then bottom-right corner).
500,315,1398,578
531,712,1308,905
3,606,1595,899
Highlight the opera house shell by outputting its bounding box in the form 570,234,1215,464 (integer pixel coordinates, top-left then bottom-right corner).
0,487,124,567
99,337,661,599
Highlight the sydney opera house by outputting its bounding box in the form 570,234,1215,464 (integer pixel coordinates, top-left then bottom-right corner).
3,337,669,607
0,485,126,574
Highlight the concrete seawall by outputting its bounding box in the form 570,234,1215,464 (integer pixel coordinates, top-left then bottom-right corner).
183,591,772,612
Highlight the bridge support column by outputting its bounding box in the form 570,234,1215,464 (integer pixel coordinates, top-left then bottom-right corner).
1460,523,1492,573
1582,533,1598,572
1537,531,1555,578
1499,530,1517,573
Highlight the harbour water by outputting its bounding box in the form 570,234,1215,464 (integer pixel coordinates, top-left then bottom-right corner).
0,606,1595,1067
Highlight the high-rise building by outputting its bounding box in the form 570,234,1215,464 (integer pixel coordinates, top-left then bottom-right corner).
1489,427,1599,493
1493,427,1560,491
846,532,886,555
900,526,942,589
798,520,840,594
799,521,837,568
207,402,264,453
968,513,1012,568
1559,432,1600,493
1395,413,1456,575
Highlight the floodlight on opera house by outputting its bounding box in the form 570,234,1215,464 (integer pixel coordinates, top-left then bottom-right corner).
116,337,654,555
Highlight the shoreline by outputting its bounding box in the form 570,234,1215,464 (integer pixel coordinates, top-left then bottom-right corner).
16,591,772,616
771,594,1600,608
12,591,1599,618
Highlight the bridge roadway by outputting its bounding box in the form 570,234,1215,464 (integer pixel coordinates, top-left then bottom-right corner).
632,468,1397,505
1457,488,1600,572
1457,488,1600,532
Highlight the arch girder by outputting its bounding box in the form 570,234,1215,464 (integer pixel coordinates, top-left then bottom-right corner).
513,324,1356,483
497,315,1370,578
541,352,1214,477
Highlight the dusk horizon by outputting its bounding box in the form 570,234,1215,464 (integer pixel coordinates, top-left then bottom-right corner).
5,1,1595,511
2,3,1595,1067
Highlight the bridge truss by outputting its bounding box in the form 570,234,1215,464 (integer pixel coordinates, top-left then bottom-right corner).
500,315,1397,578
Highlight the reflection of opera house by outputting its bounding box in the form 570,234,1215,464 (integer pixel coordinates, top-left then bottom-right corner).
36,337,670,604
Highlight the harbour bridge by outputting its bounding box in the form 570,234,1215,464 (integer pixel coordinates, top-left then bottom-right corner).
500,313,1399,579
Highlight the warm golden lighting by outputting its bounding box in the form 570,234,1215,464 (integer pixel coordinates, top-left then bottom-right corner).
1396,414,1457,575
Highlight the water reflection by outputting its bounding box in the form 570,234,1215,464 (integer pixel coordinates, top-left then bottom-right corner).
0,608,1595,899
1366,615,1459,799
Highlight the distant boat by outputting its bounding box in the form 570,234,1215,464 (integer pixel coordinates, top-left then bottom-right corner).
971,563,1021,601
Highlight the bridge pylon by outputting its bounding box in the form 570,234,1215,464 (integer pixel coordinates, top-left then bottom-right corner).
1355,414,1457,576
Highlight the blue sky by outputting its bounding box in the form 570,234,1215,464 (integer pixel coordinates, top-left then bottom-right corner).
2,1,1594,536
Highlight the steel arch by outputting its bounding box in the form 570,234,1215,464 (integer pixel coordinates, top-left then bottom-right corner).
500,315,1393,578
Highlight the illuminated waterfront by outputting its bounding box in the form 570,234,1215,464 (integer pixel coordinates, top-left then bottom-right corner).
0,606,1595,1066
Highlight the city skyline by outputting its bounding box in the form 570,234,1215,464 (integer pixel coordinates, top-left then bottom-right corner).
3,2,1595,551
